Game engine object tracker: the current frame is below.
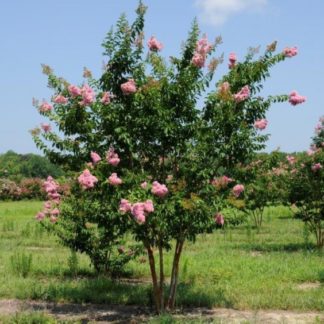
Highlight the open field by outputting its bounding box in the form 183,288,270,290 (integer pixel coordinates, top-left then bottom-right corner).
0,201,323,322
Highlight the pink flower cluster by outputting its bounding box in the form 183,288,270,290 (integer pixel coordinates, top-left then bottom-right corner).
214,213,224,226
53,95,68,104
148,36,163,51
151,181,168,198
79,84,95,106
91,151,101,164
68,85,82,97
311,163,322,172
232,184,244,197
43,176,61,203
191,36,212,68
233,85,250,103
41,123,51,133
289,91,306,106
212,175,233,189
228,52,237,69
141,181,148,189
283,47,298,58
119,199,154,224
108,173,122,186
286,155,296,165
121,79,137,95
39,101,53,112
78,169,98,189
254,119,268,130
106,148,120,166
36,176,61,223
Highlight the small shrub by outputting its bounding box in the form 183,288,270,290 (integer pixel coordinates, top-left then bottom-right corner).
19,178,46,200
0,178,22,200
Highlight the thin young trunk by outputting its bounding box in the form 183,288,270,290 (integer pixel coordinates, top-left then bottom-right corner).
145,244,161,313
167,239,184,310
158,244,165,312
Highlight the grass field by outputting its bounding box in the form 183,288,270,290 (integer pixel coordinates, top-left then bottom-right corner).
0,200,323,321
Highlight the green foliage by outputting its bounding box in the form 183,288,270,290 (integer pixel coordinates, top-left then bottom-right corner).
10,252,33,278
0,150,64,182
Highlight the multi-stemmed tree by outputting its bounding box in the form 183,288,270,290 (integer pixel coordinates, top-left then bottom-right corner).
32,1,305,312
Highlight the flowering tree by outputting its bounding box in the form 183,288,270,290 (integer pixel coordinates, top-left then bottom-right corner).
284,120,324,248
32,2,305,312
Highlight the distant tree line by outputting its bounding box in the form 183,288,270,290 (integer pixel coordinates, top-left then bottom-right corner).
0,150,64,181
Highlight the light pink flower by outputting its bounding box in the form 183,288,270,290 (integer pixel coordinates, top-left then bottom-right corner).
79,84,95,106
131,202,146,224
141,181,148,189
51,208,60,216
41,123,51,133
91,151,101,164
106,148,120,166
191,35,212,68
196,36,212,55
286,155,296,165
78,169,98,189
101,92,110,105
44,201,52,210
219,81,230,93
233,184,244,197
50,215,58,223
233,85,250,103
283,47,298,58
315,124,322,135
311,163,322,172
151,181,168,198
212,176,233,189
143,200,154,213
191,53,205,68
148,36,163,51
307,149,315,156
53,95,68,104
289,91,306,106
68,85,82,97
119,199,132,213
254,119,268,130
43,176,60,194
39,101,53,112
214,213,224,226
228,52,237,69
121,79,137,95
35,212,45,221
108,173,122,186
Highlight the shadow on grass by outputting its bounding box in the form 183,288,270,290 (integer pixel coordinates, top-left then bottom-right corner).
232,242,318,253
318,270,324,283
15,277,231,311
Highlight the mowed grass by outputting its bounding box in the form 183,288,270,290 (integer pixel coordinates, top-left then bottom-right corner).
0,201,323,311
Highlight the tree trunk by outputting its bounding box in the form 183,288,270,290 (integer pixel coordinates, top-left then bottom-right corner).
167,239,184,310
145,244,161,313
158,244,165,312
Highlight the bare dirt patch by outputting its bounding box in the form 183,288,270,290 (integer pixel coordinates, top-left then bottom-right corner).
296,282,321,290
0,300,323,323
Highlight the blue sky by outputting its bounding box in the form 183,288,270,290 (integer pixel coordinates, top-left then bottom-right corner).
1,0,323,154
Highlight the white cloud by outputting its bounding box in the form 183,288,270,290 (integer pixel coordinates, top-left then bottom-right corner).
195,0,268,26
